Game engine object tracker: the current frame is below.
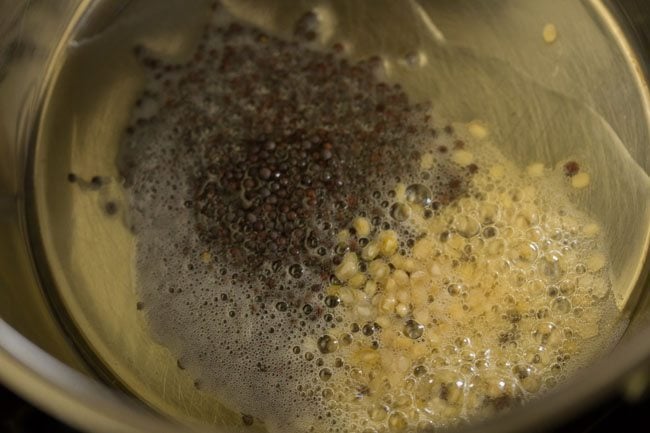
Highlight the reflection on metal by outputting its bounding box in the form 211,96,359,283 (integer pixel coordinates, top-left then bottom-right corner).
410,0,446,44
623,367,649,402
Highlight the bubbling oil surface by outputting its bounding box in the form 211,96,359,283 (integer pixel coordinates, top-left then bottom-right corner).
119,4,623,433
313,134,619,432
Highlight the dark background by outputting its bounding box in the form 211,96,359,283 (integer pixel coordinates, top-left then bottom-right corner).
1,381,649,432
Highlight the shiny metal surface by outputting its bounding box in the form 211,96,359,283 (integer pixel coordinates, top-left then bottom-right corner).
0,1,649,433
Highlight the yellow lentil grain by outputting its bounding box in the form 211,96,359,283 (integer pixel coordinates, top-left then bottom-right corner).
526,162,545,177
396,303,410,317
337,229,350,243
353,217,371,237
364,280,378,297
571,172,590,189
396,288,410,304
362,242,380,261
378,230,399,257
543,23,558,44
393,270,410,287
413,238,434,260
348,273,368,289
336,252,359,281
369,259,390,282
468,120,488,140
380,295,397,313
420,153,434,170
452,150,474,167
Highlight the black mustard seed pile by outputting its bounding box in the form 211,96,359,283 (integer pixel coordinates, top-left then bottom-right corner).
120,10,474,293
116,5,481,432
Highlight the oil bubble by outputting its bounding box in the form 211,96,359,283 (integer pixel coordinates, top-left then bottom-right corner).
318,335,340,354
390,203,412,222
404,320,425,339
405,184,433,207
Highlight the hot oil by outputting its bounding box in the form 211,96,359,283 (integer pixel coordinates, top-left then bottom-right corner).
31,0,650,432
115,3,630,433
